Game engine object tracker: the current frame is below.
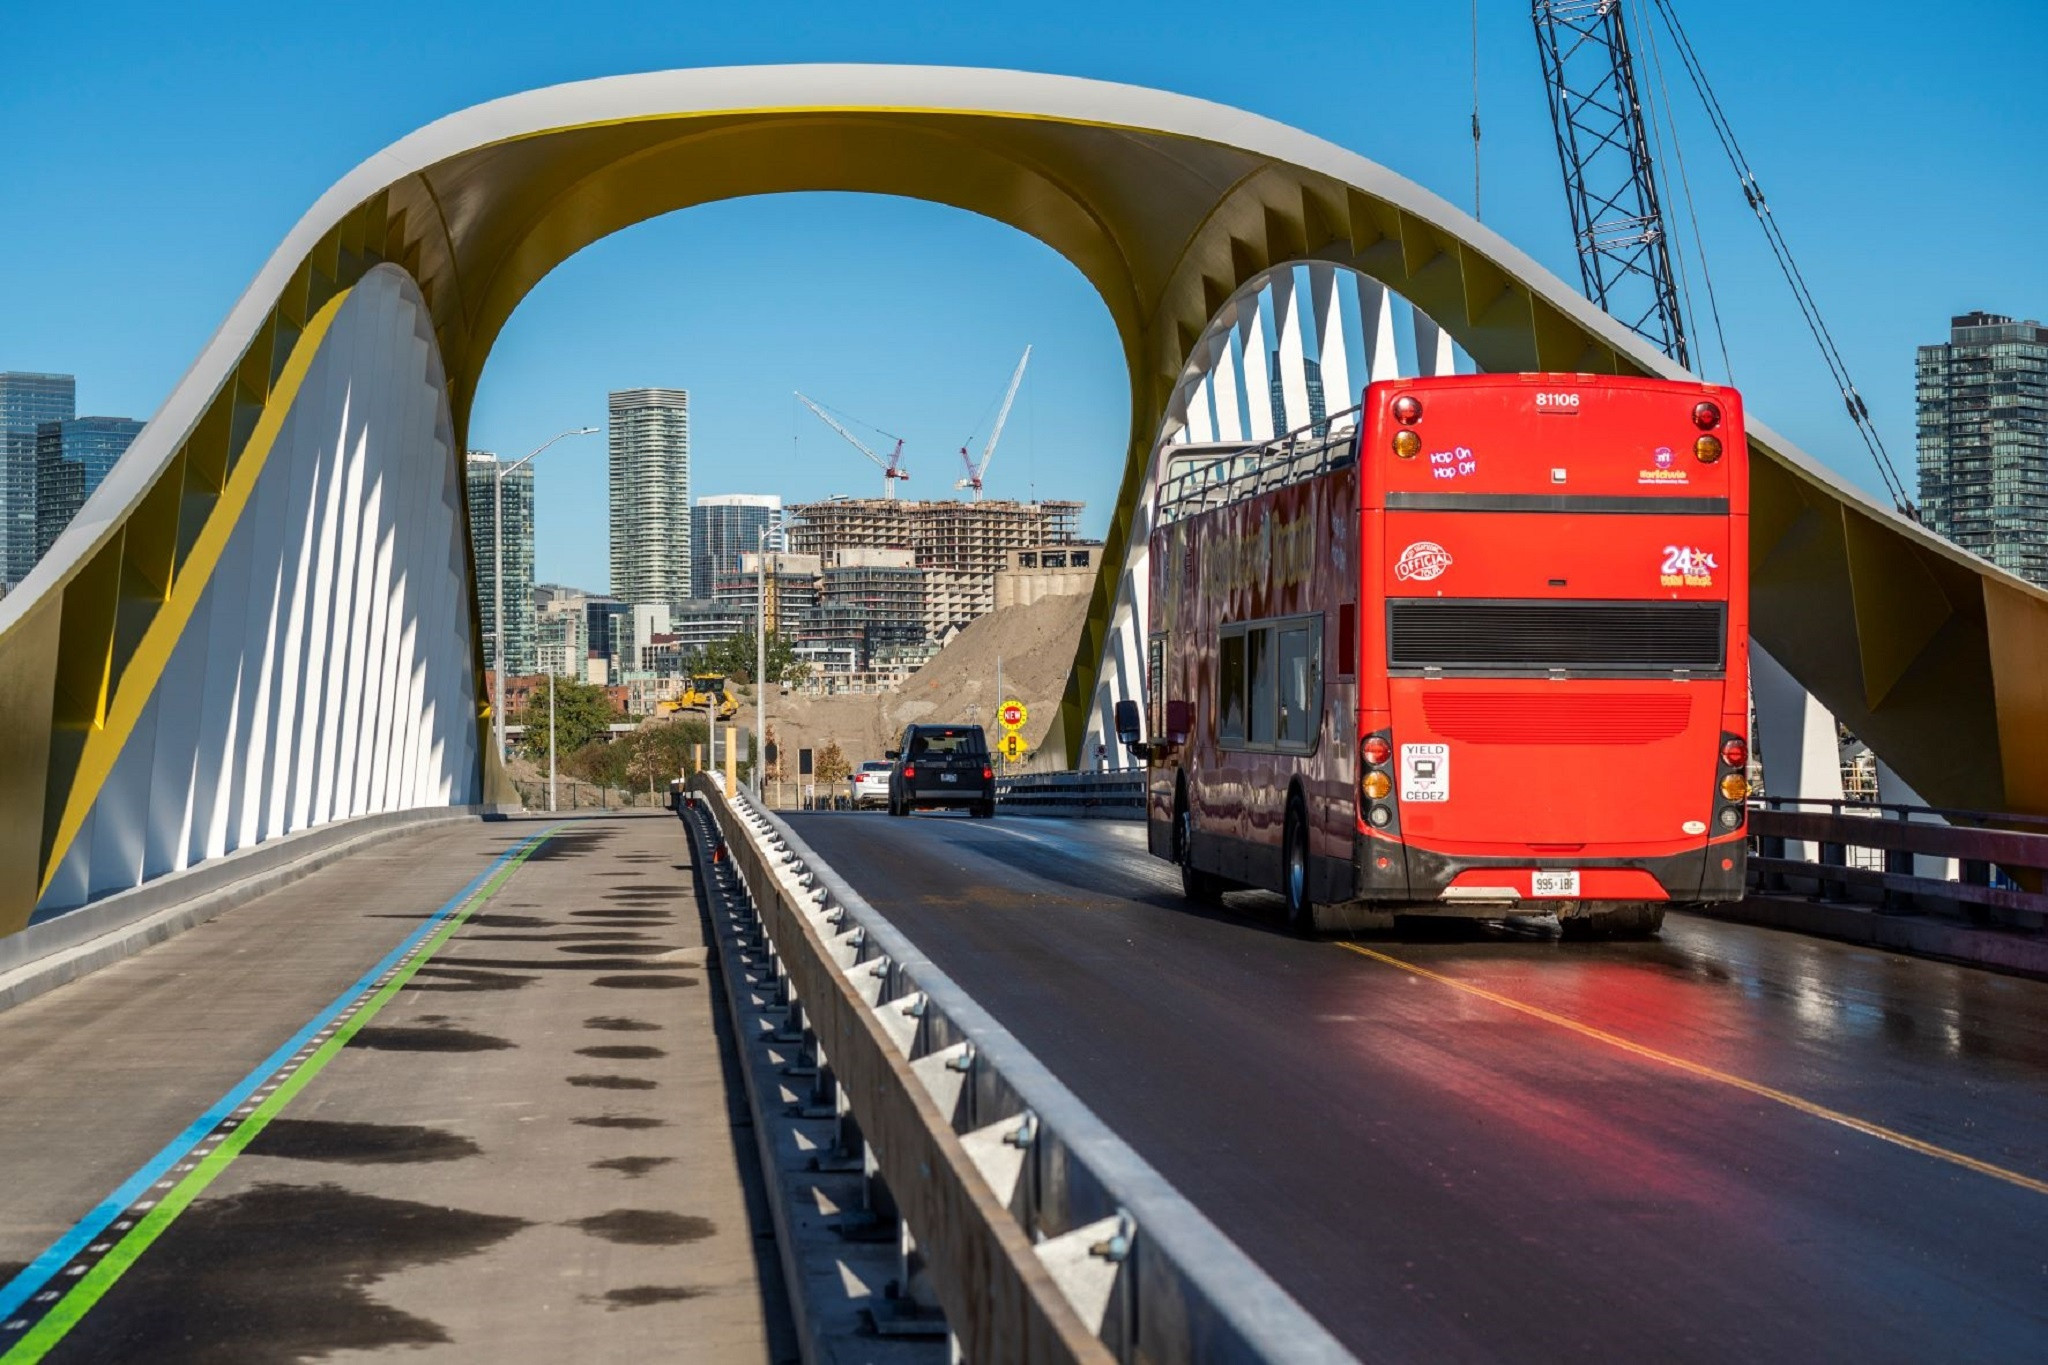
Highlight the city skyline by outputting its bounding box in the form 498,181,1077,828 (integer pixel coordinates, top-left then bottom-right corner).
6,3,2042,595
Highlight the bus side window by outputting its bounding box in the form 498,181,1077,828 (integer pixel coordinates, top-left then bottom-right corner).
1278,623,1320,748
1219,631,1246,744
1248,627,1277,745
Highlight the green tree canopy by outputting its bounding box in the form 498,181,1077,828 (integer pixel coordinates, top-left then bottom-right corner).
815,740,851,785
512,678,623,765
697,630,810,686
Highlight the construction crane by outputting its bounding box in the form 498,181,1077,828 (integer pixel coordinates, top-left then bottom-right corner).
1531,0,1917,516
1531,0,1689,367
794,391,909,499
955,345,1031,501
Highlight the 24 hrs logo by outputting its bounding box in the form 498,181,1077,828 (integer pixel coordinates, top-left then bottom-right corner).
1660,545,1716,587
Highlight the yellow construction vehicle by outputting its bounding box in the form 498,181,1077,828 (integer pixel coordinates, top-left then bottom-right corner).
666,673,738,720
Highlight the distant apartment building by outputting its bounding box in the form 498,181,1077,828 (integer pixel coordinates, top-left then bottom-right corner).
0,372,74,584
692,494,783,600
533,584,593,679
1918,311,2048,585
465,451,536,674
35,416,142,558
608,388,692,609
995,541,1103,609
715,552,823,636
788,495,1082,635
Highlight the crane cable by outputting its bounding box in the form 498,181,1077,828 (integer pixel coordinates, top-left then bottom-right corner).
1632,0,1735,385
1647,0,1915,515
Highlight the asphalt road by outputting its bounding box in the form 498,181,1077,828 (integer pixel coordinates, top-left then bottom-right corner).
784,810,2048,1364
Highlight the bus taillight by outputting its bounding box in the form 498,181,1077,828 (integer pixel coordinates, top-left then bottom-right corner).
1363,771,1391,800
1720,774,1749,801
1393,430,1421,459
1695,434,1724,463
1721,738,1747,768
1692,400,1722,429
1363,735,1392,766
1393,395,1423,425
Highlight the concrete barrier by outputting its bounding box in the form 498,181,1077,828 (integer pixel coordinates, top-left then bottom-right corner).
0,806,487,1015
690,777,1352,1363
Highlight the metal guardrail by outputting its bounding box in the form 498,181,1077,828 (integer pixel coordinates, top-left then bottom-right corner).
689,776,1352,1363
996,771,1146,819
1749,798,2048,932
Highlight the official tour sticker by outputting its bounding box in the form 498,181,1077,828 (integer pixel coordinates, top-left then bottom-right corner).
1395,541,1452,582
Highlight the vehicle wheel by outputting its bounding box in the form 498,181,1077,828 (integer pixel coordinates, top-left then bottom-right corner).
972,799,995,819
1174,789,1222,906
1282,799,1315,937
887,789,906,817
1558,903,1665,939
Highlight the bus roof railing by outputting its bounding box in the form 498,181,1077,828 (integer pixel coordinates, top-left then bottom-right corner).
1156,405,1362,526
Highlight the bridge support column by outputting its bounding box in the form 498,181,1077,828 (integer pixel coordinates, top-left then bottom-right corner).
1753,644,1846,866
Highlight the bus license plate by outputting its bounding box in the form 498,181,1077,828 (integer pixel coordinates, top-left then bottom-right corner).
939,772,957,782
1531,870,1580,898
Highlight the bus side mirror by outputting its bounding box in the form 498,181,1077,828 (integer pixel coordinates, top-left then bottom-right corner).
1114,699,1143,746
1165,700,1191,745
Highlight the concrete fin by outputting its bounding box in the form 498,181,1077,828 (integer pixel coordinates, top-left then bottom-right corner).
1841,506,1955,712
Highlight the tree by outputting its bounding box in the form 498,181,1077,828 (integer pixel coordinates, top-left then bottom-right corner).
698,630,810,686
815,740,851,786
563,736,631,790
511,678,622,765
627,717,708,788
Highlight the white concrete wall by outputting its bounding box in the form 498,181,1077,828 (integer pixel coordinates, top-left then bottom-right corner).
36,266,480,917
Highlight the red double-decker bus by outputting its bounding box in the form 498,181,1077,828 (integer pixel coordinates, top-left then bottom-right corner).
1121,373,1749,936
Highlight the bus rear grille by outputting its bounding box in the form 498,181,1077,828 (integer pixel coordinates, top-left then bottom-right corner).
1388,600,1726,674
1423,692,1694,745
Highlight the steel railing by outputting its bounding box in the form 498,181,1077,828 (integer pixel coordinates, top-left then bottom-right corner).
688,777,1352,1362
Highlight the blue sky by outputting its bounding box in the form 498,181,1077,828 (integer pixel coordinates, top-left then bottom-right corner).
5,1,2044,590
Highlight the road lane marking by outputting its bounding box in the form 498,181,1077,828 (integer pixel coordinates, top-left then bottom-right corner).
1335,941,2048,1198
0,827,557,1361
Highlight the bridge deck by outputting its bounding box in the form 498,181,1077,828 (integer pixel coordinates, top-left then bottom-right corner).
0,814,782,1362
786,810,2048,1363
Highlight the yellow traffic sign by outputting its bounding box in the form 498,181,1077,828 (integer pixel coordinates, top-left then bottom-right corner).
998,699,1028,730
999,732,1028,762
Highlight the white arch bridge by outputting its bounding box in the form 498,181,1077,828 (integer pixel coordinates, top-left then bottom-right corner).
2,65,2042,933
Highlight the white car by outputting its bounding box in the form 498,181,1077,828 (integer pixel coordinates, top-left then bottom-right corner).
850,760,893,809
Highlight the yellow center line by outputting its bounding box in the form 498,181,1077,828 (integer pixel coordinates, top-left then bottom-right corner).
1335,941,2048,1198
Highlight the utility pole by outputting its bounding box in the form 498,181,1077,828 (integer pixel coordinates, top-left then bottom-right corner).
756,527,768,801
547,675,557,812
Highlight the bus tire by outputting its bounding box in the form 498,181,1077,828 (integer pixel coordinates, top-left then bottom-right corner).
1559,903,1665,939
1282,799,1315,937
1174,786,1222,907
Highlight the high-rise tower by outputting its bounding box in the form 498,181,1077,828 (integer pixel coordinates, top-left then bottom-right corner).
0,373,76,584
1918,312,2048,586
464,450,537,674
692,493,783,600
35,416,142,560
608,388,691,610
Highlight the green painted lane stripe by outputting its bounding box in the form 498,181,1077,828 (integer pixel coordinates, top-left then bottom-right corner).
3,830,554,1362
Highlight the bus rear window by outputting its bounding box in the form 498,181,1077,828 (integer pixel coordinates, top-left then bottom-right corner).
1388,600,1726,675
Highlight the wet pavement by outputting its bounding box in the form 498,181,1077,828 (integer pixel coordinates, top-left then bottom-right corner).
0,813,785,1363
788,810,2048,1365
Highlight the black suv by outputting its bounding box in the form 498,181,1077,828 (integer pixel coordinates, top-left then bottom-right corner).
887,724,996,818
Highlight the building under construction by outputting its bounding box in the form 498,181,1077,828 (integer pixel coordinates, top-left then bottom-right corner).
789,497,1081,575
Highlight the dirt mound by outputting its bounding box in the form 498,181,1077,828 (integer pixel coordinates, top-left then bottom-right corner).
759,591,1090,774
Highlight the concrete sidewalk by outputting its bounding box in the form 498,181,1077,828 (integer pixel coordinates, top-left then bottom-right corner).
0,813,786,1362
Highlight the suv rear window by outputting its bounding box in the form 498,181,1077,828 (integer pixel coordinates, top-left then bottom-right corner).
907,727,987,755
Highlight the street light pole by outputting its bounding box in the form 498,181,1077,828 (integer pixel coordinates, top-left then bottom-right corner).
548,676,557,812
490,425,597,770
756,526,768,800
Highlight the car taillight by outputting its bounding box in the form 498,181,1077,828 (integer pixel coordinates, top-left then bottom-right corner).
1721,738,1747,768
982,766,993,780
902,765,916,779
1362,735,1391,766
1692,400,1722,430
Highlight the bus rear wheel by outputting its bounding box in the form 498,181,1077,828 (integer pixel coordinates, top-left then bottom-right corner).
1558,903,1665,939
1283,801,1315,937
